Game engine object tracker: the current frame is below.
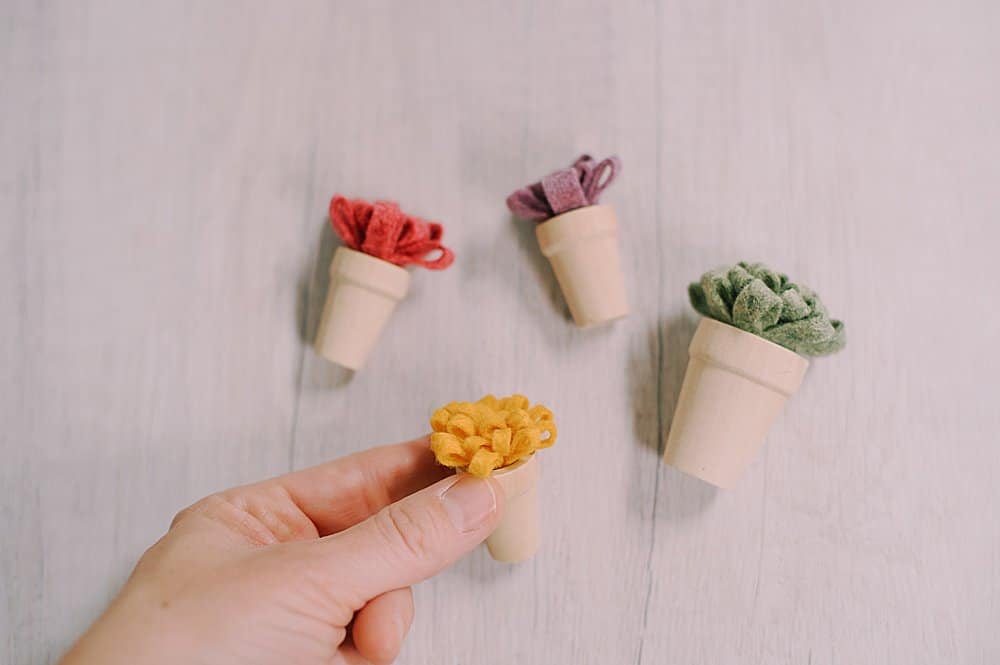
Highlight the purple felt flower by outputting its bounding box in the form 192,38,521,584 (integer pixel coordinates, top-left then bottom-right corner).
506,154,622,222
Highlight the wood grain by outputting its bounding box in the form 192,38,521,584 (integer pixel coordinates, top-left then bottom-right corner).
2,1,998,663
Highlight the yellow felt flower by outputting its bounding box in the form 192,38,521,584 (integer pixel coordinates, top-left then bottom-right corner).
429,394,557,478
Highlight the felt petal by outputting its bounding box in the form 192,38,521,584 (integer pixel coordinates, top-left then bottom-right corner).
506,187,552,221
764,315,845,356
477,394,500,410
446,414,477,439
505,409,531,429
827,319,846,352
528,404,553,422
477,407,506,433
727,265,755,293
430,433,467,468
405,246,454,270
732,279,784,334
803,286,828,318
461,435,488,457
430,408,451,433
580,155,621,203
700,269,736,324
329,195,363,250
541,169,589,214
511,428,540,457
467,449,503,478
506,394,530,410
536,422,557,448
492,428,512,456
572,154,594,170
688,282,712,318
451,402,478,417
360,202,405,259
780,289,811,322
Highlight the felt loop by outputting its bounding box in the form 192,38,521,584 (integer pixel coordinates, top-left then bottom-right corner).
689,262,846,357
541,169,589,214
577,154,621,203
506,153,622,222
329,195,454,270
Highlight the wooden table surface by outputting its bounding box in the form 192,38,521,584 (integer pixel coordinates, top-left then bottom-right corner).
3,1,999,663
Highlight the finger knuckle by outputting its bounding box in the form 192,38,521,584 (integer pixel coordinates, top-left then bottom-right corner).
375,502,432,561
169,493,227,529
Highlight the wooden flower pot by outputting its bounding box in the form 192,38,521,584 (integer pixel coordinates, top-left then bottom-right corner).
482,455,541,563
664,317,809,488
314,247,410,370
535,205,628,327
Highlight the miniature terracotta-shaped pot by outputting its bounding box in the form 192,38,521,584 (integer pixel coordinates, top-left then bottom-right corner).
478,455,540,563
314,247,410,370
664,317,809,488
535,205,628,327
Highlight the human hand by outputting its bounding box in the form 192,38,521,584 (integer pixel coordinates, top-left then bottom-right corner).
60,436,504,665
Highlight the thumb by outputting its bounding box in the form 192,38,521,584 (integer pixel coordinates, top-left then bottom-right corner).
312,474,505,603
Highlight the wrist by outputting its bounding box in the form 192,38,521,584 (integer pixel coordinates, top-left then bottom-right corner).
60,583,197,665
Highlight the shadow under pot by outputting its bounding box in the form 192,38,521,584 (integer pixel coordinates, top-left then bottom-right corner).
314,247,410,370
535,204,628,327
664,317,809,488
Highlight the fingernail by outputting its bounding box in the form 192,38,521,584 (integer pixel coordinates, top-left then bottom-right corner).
439,476,497,533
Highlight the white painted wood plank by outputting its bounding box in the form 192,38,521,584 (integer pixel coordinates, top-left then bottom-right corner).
2,1,998,664
290,3,662,662
1,2,329,661
641,2,1000,664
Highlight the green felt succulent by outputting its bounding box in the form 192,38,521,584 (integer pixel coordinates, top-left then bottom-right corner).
689,262,845,356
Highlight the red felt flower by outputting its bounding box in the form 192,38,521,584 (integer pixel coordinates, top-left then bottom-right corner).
329,196,454,269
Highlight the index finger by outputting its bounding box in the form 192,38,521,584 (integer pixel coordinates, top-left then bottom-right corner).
230,436,450,537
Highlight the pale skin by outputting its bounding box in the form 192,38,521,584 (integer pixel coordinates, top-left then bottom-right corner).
60,437,504,665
